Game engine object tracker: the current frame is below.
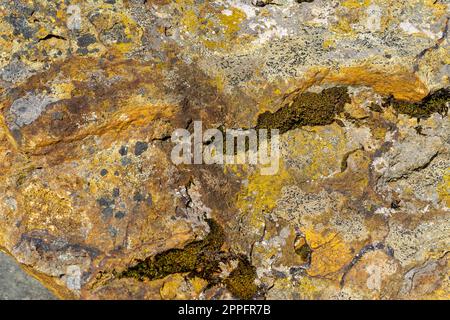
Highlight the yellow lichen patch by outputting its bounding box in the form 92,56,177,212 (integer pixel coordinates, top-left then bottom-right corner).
305,229,353,278
159,274,205,300
236,162,291,229
218,7,246,38
209,73,226,93
175,0,195,6
304,228,337,249
50,82,75,100
283,124,348,181
191,277,209,294
268,274,339,299
203,39,227,50
176,1,211,37
371,126,387,141
21,184,88,237
323,39,336,49
424,0,449,17
437,168,450,208
266,277,295,299
295,276,339,299
344,101,370,120
325,65,429,101
241,165,291,212
180,9,200,34
341,0,371,9
331,18,355,34
424,288,450,300
298,67,332,91
177,2,247,51
113,14,142,54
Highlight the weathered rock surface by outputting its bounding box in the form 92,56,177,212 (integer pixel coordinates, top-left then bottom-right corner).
0,0,448,300
0,251,55,300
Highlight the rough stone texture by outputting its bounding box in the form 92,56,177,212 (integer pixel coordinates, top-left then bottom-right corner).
0,0,448,300
0,251,56,300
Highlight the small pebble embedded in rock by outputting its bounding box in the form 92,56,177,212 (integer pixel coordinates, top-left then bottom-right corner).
113,188,120,197
134,141,148,156
119,146,128,156
115,211,126,219
133,192,144,202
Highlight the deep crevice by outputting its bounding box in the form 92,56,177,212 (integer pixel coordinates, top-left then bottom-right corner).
38,34,67,42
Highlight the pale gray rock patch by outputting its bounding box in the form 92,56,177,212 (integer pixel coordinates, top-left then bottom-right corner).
0,58,33,84
0,251,56,300
8,93,56,128
380,135,443,182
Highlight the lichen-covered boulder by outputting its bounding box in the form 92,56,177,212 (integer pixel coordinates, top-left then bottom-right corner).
0,0,448,300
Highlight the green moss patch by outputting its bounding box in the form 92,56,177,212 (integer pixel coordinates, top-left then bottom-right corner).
119,219,258,299
256,87,350,134
225,258,258,300
390,88,449,119
120,219,225,281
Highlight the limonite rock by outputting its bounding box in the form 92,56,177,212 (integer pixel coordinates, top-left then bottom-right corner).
0,0,448,300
